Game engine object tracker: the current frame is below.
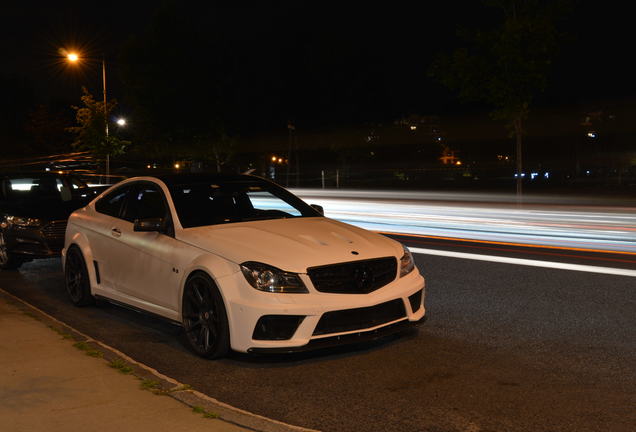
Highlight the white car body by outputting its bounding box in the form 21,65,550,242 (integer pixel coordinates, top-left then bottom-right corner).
63,175,426,354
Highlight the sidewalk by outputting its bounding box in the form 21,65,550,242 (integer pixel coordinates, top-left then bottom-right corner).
0,292,259,432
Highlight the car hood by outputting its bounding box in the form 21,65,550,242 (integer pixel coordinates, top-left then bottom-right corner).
177,217,403,273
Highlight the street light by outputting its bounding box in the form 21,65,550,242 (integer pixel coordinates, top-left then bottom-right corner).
116,118,127,126
64,50,111,182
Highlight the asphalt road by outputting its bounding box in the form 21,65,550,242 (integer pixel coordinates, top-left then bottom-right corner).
1,237,634,432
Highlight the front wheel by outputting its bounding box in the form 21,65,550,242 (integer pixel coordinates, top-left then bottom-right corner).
65,246,94,306
182,272,230,359
0,231,23,270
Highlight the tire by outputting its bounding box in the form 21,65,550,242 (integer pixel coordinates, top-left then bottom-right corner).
0,231,23,270
182,272,230,359
64,246,94,306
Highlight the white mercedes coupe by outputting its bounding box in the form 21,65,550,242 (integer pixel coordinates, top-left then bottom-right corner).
63,174,426,358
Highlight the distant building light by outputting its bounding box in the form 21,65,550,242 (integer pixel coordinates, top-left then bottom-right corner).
544,172,550,178
437,137,442,141
410,125,417,131
531,172,538,180
45,167,51,172
271,156,277,162
587,131,597,138
586,170,591,175
174,163,180,169
455,160,462,166
147,164,151,169
116,118,127,126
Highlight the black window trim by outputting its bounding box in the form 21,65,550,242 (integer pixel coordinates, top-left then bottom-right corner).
95,184,132,220
125,180,175,237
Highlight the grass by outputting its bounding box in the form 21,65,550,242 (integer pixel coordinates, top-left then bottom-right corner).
139,380,193,395
140,379,161,392
108,358,134,374
73,341,103,358
192,406,219,419
48,325,73,340
23,311,41,321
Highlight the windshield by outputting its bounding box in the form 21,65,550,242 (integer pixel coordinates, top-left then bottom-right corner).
168,178,319,228
4,177,64,200
1,176,89,202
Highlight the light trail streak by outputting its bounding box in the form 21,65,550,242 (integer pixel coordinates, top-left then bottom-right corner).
291,190,636,254
408,247,636,277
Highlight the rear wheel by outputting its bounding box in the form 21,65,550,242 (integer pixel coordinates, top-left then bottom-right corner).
0,231,23,270
182,272,230,359
65,246,94,306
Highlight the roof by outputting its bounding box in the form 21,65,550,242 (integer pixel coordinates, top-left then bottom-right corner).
155,173,267,186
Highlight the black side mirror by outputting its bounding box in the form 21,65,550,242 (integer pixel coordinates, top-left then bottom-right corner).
134,217,164,232
310,204,324,216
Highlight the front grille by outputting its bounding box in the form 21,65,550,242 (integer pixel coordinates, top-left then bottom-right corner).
307,257,397,294
42,220,67,240
42,220,67,252
313,299,406,336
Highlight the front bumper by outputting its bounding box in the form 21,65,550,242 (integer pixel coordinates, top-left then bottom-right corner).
247,314,427,354
3,221,66,258
217,268,426,353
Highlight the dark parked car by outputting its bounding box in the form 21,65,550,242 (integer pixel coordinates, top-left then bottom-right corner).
0,173,101,269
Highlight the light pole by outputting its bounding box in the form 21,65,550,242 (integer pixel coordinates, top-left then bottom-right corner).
101,57,110,180
66,52,111,181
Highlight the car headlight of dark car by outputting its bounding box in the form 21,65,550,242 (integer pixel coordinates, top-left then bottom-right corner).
400,245,415,277
1,216,43,228
240,261,308,293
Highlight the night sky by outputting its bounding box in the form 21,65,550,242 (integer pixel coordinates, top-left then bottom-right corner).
2,1,634,164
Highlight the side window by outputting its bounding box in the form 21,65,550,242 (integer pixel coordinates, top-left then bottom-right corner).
95,186,131,218
122,184,168,222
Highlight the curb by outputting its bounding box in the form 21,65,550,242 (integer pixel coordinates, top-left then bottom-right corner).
0,288,320,432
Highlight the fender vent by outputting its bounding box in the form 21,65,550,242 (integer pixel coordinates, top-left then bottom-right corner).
93,261,101,284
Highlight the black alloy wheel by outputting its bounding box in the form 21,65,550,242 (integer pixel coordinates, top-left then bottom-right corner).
0,231,23,270
182,272,230,359
65,246,94,306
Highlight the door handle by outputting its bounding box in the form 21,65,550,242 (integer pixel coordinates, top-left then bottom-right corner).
111,228,122,238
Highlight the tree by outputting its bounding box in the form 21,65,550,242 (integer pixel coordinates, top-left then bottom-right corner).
431,0,564,199
191,131,236,173
25,104,71,155
67,87,129,163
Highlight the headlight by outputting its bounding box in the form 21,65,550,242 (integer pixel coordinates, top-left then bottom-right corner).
4,216,43,228
240,261,309,293
400,245,415,277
